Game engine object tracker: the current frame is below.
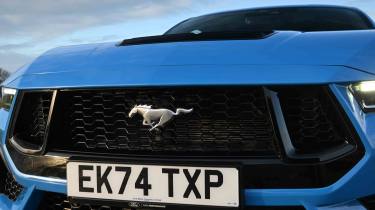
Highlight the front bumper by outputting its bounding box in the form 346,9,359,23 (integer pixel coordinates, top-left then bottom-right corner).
1,84,375,210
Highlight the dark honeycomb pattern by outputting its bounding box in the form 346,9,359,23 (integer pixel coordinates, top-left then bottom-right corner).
48,87,278,156
278,87,351,153
13,92,52,146
3,172,23,201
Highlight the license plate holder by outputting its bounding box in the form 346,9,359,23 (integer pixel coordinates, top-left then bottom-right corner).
67,157,242,209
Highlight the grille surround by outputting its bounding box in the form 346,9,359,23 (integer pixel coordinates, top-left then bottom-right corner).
8,86,364,189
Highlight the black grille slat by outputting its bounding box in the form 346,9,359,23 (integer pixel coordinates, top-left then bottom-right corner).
48,87,278,156
30,97,50,140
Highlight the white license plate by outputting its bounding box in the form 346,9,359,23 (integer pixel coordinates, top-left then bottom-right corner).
67,162,239,207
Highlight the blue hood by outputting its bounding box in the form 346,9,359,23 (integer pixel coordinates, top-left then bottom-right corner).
5,30,375,89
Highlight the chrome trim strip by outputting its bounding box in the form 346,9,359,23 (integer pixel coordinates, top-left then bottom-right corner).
9,137,42,155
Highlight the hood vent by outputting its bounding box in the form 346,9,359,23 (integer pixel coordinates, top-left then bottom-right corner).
120,31,275,46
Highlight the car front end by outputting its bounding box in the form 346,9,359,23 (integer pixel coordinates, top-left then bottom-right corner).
1,5,375,210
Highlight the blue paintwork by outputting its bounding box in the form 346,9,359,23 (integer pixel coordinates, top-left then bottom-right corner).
2,6,375,210
5,65,375,90
4,30,375,89
315,200,366,210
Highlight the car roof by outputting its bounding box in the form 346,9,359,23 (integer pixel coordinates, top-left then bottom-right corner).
165,5,375,35
177,5,374,29
200,5,365,17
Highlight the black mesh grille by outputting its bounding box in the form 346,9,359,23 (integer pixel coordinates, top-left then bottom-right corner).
10,86,363,189
0,159,23,201
48,87,278,157
12,92,52,147
4,172,23,201
277,87,353,153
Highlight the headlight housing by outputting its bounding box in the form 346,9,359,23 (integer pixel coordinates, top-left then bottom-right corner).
0,87,16,110
350,81,375,112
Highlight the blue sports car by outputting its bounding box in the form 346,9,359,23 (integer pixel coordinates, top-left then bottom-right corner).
1,5,375,210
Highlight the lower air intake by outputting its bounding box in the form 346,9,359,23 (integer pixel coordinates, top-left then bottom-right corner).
0,159,23,201
39,193,305,210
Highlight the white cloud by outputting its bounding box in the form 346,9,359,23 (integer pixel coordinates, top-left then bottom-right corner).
0,0,204,41
0,0,220,71
0,0,374,72
0,52,34,72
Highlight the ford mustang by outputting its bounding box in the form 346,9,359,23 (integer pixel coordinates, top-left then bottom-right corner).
1,5,375,210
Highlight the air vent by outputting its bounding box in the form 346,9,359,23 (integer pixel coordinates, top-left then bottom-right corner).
0,157,23,201
10,91,54,154
120,31,275,46
277,86,355,154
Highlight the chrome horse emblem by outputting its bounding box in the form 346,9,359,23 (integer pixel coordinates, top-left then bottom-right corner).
128,105,193,131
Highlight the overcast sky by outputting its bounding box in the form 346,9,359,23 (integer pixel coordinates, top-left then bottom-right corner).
0,0,374,72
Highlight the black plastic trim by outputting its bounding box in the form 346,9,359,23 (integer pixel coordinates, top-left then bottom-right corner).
8,90,56,155
264,88,355,163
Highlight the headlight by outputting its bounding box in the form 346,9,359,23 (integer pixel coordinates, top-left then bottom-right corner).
0,87,16,110
350,81,375,111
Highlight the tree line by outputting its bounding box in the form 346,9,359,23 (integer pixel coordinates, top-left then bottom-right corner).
0,68,10,83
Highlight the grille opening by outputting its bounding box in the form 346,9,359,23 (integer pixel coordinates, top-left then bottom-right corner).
11,91,53,153
245,151,362,188
48,87,279,157
0,158,23,201
8,86,364,189
277,86,355,154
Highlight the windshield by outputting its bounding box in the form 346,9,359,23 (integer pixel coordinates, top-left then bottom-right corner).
166,7,374,34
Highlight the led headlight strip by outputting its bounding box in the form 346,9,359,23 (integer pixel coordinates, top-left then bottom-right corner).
350,81,375,111
0,87,16,110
